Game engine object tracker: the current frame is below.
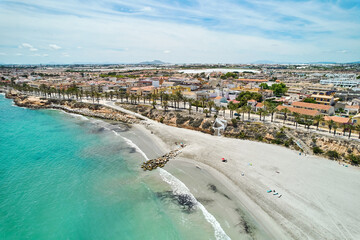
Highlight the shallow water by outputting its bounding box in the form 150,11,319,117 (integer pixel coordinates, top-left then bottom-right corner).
0,95,225,240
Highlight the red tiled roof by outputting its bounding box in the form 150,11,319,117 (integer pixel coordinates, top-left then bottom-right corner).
248,99,256,103
256,103,264,108
324,116,351,124
277,105,319,117
292,102,332,111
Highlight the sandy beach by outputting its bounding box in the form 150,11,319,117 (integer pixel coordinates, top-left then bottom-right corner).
111,101,360,240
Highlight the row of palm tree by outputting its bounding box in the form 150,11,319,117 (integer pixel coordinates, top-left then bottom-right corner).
278,109,360,139
4,82,360,139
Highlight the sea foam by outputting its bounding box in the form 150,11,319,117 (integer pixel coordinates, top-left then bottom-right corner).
117,132,231,240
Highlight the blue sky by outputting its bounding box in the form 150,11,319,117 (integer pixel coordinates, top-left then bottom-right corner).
0,0,359,64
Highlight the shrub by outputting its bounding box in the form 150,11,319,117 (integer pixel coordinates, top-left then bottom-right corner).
231,118,238,127
191,118,203,128
159,117,164,123
326,150,340,160
312,146,324,155
202,121,211,129
347,154,360,165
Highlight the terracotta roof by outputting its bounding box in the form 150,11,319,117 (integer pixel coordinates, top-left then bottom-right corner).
324,116,351,124
214,96,223,100
230,100,240,104
277,105,319,117
256,103,264,108
292,101,332,111
248,99,256,103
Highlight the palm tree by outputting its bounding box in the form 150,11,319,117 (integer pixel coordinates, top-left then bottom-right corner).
188,98,193,114
221,106,226,117
245,105,252,120
194,100,200,112
327,120,335,133
341,123,347,136
258,108,264,121
293,112,301,128
203,109,209,117
240,105,247,121
162,100,168,112
215,106,220,116
200,97,207,111
313,114,324,130
348,124,354,138
280,108,291,124
265,103,278,122
207,101,215,116
333,123,338,136
355,125,360,139
304,115,313,129
152,100,156,109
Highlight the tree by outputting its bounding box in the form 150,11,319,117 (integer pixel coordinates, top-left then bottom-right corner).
235,108,241,119
162,100,168,112
265,102,278,122
188,98,193,114
280,108,291,124
356,125,360,139
270,83,287,97
221,106,226,117
203,109,209,117
258,108,264,121
235,91,262,106
240,105,247,121
259,83,269,89
293,112,301,128
194,100,200,112
313,114,324,130
348,124,354,138
207,101,215,116
245,105,252,120
303,98,317,104
333,123,338,136
327,120,335,133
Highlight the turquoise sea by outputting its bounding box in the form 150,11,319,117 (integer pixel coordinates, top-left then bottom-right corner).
0,94,229,240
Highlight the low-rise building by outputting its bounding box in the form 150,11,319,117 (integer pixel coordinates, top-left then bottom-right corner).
292,101,335,115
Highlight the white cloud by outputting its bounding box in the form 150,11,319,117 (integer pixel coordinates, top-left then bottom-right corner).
337,50,348,54
163,50,171,54
19,43,38,51
15,53,23,56
62,53,70,57
49,44,61,50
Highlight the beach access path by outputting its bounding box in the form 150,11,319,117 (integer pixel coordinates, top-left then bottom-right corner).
97,99,360,240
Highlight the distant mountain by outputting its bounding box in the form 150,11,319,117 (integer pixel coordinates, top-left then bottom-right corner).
251,60,276,64
136,60,167,65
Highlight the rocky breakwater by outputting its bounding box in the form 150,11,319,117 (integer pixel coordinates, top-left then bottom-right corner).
141,144,185,171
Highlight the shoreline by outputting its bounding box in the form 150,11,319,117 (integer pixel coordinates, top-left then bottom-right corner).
3,93,360,239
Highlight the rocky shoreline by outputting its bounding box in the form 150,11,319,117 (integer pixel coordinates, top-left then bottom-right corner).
4,90,360,165
5,91,141,124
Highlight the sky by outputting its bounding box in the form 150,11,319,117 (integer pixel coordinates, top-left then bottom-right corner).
0,0,359,64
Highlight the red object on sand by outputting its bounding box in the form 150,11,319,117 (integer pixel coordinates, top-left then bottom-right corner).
222,158,225,160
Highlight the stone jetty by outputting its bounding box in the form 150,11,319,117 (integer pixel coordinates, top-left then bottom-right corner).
141,145,185,171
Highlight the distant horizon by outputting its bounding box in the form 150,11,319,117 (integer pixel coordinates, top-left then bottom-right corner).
1,60,360,66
